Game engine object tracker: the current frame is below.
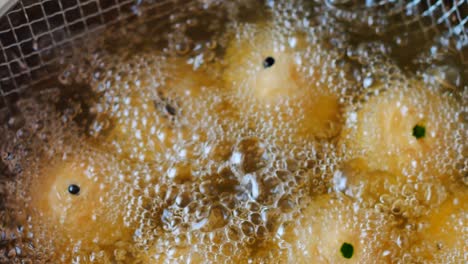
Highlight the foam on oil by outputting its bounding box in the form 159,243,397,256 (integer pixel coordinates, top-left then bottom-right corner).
0,0,466,263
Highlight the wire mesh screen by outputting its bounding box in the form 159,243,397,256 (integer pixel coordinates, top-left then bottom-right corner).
0,0,180,102
324,0,467,45
0,0,467,105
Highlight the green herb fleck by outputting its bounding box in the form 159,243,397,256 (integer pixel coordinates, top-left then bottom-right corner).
340,242,354,259
412,124,426,139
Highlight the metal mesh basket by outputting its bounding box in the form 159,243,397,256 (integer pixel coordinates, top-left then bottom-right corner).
0,0,466,107
323,0,467,43
0,0,188,107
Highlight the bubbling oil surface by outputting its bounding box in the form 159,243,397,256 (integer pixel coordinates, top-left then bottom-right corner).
0,1,466,263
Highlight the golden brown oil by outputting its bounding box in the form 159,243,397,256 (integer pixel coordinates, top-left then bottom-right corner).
0,1,466,263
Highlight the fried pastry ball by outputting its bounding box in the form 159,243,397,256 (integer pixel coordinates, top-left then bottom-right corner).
223,23,343,139
412,190,467,262
92,54,221,162
291,194,397,263
335,159,405,202
26,150,132,258
340,79,462,178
